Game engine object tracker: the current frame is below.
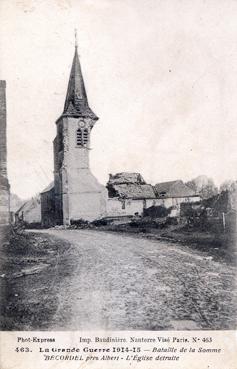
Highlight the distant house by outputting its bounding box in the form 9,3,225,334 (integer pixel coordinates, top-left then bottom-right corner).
153,180,200,208
15,195,41,226
9,193,25,223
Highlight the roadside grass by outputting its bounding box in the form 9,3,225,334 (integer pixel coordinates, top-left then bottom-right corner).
88,221,236,265
0,230,73,330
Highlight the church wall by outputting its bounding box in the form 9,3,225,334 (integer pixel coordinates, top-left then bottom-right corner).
69,191,107,222
41,188,55,227
53,119,64,225
54,193,63,224
53,137,59,173
66,167,108,222
64,117,90,169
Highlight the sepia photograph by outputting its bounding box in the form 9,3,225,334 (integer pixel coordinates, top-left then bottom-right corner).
0,0,236,334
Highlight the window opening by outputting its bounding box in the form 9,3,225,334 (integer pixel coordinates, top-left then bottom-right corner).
76,128,82,146
76,128,89,146
83,128,89,144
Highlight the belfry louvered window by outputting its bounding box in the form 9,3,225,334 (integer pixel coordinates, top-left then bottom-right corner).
83,129,89,144
76,128,89,146
76,128,82,146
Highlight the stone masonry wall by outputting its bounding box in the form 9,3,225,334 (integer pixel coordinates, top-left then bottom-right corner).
0,80,10,227
66,117,107,223
0,81,7,177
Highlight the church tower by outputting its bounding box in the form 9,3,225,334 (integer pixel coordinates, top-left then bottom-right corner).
53,37,107,225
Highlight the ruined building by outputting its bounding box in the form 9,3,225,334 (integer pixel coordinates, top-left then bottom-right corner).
41,43,107,226
0,80,10,229
106,174,200,217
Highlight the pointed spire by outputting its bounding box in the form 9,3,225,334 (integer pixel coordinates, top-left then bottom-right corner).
63,34,98,120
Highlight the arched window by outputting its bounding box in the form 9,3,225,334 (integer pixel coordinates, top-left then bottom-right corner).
76,128,82,146
83,128,89,145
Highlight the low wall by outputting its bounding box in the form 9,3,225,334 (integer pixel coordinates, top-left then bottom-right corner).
107,198,144,217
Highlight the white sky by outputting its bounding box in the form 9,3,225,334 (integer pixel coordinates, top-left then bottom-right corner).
0,0,237,199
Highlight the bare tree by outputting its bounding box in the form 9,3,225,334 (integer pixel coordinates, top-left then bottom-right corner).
220,180,237,193
186,175,218,199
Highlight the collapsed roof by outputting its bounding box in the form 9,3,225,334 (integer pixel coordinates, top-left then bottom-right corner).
108,172,146,185
107,172,155,199
108,183,156,200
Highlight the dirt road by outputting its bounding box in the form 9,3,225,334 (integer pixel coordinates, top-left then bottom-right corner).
26,228,236,331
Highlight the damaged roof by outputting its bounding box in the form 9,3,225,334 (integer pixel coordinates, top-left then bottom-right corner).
109,183,156,200
107,172,155,199
108,172,146,185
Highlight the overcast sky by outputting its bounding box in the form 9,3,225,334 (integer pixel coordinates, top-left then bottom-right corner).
0,0,237,199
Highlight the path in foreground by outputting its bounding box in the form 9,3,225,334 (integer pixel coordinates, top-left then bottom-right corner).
30,229,236,331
